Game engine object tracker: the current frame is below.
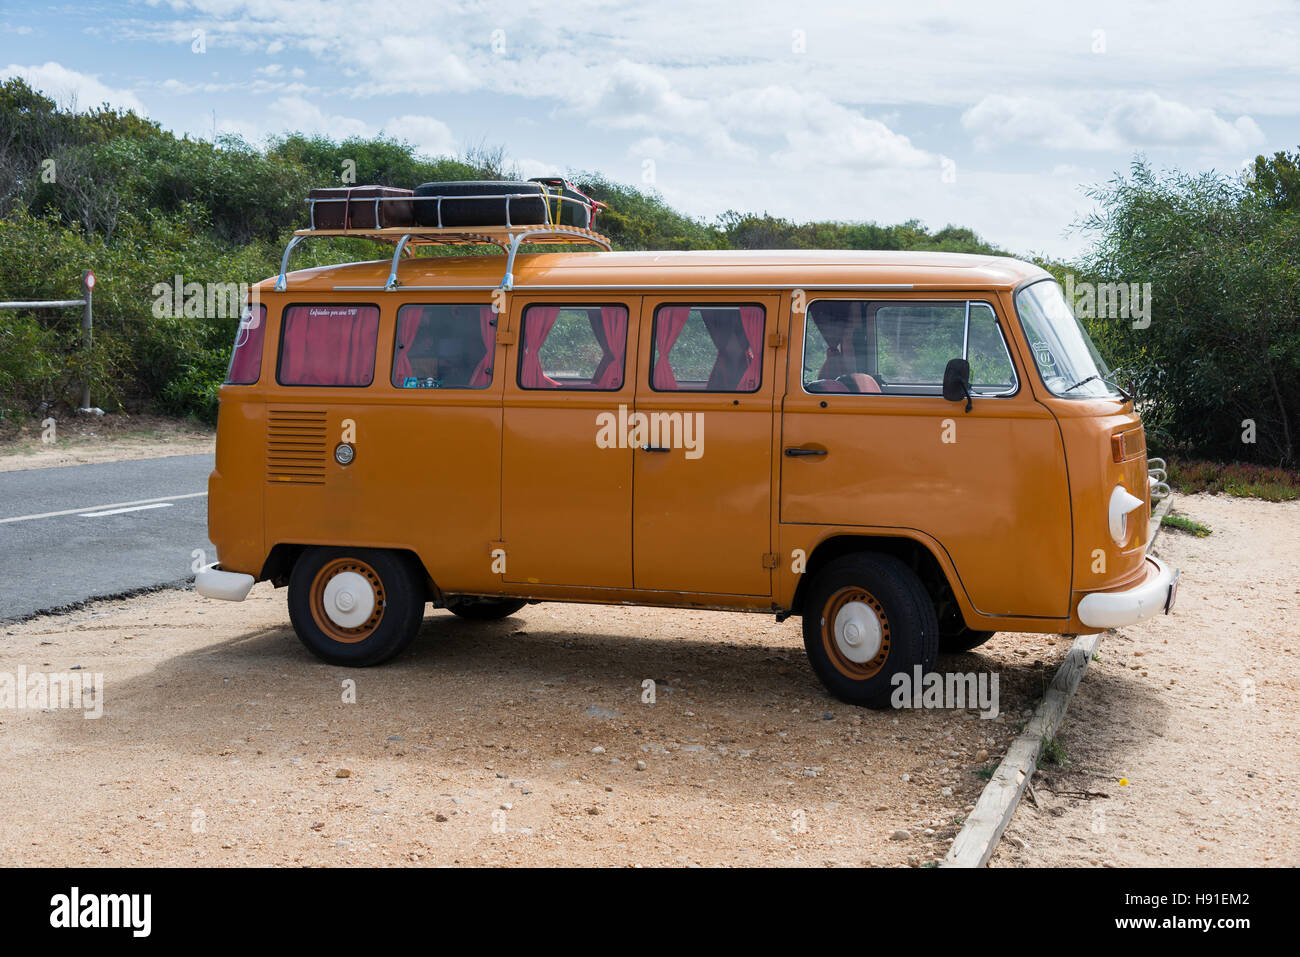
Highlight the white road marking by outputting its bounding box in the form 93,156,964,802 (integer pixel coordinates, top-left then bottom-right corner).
0,492,207,525
79,502,174,518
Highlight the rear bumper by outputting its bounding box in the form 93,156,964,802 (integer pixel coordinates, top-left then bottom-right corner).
1077,555,1179,628
195,563,255,602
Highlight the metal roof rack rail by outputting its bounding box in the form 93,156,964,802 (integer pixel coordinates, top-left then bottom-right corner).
276,189,612,292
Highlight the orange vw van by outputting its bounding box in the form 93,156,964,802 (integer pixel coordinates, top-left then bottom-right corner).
197,207,1177,707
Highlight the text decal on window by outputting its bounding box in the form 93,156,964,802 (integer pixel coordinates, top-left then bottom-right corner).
278,304,380,387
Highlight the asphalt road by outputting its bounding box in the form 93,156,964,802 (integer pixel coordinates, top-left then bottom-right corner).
0,453,214,621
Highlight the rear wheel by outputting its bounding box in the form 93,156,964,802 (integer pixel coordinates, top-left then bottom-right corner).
445,597,527,621
288,547,426,666
802,553,938,708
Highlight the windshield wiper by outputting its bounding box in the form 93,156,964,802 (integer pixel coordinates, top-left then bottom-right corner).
1062,374,1132,403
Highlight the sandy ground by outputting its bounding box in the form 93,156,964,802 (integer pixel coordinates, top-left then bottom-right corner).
992,494,1300,867
0,414,214,472
1,469,1291,867
0,589,1065,867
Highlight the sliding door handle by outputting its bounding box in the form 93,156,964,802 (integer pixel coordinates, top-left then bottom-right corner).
784,447,828,457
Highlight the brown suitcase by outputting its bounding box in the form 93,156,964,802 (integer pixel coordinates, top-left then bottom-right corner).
308,186,414,229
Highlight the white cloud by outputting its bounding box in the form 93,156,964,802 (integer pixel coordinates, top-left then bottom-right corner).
515,157,559,180
1106,93,1265,152
580,60,754,162
41,0,1300,257
242,97,458,157
962,95,1111,152
267,95,372,139
628,136,682,161
962,92,1266,153
579,64,934,171
725,87,937,171
382,114,455,157
1,61,145,114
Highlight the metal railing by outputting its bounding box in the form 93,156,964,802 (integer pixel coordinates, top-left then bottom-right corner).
277,185,613,293
1148,456,1171,500
0,270,96,408
306,185,600,231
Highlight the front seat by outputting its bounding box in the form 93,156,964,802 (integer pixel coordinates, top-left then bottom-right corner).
838,373,882,393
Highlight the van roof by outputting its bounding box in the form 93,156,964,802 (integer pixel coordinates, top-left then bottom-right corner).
265,248,1051,293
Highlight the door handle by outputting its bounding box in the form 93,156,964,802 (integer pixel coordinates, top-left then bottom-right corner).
641,445,671,453
784,447,827,457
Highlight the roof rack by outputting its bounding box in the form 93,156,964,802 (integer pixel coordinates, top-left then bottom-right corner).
276,187,613,292
275,224,612,293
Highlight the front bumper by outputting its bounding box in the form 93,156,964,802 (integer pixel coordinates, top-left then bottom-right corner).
195,563,255,602
1077,555,1179,629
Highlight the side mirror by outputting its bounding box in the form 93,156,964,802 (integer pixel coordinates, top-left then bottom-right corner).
943,358,973,412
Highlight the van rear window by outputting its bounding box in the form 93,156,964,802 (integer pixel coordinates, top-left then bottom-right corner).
393,304,496,389
518,304,628,390
225,303,266,385
278,304,380,387
650,304,764,392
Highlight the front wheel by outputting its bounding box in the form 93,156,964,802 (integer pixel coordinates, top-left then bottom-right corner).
801,553,938,708
288,547,426,666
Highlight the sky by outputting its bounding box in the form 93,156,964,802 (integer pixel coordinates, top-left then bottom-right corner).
2,1,1297,259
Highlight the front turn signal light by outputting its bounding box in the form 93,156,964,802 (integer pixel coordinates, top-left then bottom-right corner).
1109,485,1144,543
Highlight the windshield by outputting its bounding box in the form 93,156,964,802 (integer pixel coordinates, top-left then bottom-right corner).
1014,279,1123,399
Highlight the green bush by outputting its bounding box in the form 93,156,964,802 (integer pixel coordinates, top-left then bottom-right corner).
6,74,1294,464
1165,457,1300,501
1073,157,1300,467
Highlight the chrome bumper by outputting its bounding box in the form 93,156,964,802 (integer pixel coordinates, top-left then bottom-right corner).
195,563,255,602
1077,555,1179,628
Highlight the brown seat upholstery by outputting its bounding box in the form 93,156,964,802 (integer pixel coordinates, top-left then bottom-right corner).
839,373,882,394
807,379,850,393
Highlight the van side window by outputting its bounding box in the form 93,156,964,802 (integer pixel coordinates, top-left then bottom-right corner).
278,304,380,387
650,304,764,392
803,300,1017,396
393,304,495,389
225,303,266,385
519,304,628,390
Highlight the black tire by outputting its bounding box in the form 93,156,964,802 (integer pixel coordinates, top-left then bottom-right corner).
445,597,528,621
287,547,426,667
412,181,547,227
939,626,996,654
801,553,939,708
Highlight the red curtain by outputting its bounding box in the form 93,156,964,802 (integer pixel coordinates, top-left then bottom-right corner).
280,305,379,386
468,305,496,387
589,305,628,389
813,304,855,380
701,310,741,389
226,304,266,385
520,305,561,388
391,306,421,384
737,305,765,391
652,306,691,389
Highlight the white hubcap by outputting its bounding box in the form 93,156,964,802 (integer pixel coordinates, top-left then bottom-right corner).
322,571,376,629
834,600,882,663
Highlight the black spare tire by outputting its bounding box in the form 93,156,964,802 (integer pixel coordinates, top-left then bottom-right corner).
413,180,548,228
